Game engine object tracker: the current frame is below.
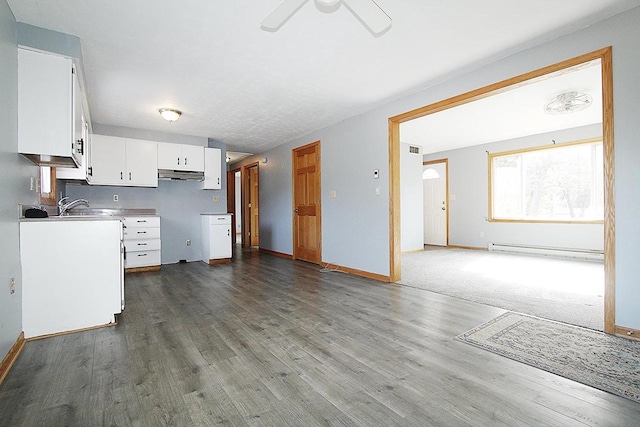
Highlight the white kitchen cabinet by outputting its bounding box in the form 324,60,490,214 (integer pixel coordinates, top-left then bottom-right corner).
123,216,162,271
158,142,205,172
18,48,82,167
20,218,123,339
203,147,222,189
55,99,89,180
88,135,158,187
201,214,232,264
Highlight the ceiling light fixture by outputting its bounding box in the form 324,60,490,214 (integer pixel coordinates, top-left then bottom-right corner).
544,92,593,115
159,108,182,122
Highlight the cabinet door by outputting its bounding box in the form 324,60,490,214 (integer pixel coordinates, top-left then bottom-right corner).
203,148,222,189
210,224,232,259
182,144,205,172
18,49,73,158
88,135,126,185
125,139,158,187
157,142,183,170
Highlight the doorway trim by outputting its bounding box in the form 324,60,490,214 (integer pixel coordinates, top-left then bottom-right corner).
388,47,615,334
423,159,449,247
242,162,259,248
227,167,241,246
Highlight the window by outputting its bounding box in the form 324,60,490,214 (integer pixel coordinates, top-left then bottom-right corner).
489,139,603,222
422,168,440,180
39,166,57,206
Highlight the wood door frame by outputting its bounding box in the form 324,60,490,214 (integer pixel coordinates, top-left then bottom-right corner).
227,166,241,247
389,47,615,334
292,140,322,263
423,159,449,247
242,162,259,248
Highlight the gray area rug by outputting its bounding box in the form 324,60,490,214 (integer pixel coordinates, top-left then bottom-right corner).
400,248,604,330
457,312,640,403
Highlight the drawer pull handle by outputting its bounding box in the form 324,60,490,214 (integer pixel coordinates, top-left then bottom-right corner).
137,220,147,223
137,243,147,246
137,254,147,257
137,231,147,234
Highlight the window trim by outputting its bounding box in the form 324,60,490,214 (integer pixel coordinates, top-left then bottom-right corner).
39,166,57,206
488,137,604,224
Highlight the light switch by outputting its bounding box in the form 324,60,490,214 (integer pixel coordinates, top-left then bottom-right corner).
375,187,381,196
330,190,336,198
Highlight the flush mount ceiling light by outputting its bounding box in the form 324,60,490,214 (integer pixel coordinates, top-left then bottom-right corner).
544,92,593,115
261,0,392,35
159,108,182,122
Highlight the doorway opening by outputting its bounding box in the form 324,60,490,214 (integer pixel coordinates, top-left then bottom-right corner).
242,162,260,248
389,47,614,333
226,168,242,245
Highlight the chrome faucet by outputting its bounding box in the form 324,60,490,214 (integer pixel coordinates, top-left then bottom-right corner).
58,197,90,216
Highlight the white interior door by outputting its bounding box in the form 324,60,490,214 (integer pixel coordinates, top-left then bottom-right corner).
423,162,447,246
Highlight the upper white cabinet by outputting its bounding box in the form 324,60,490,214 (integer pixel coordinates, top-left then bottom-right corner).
88,135,158,187
203,148,222,190
18,48,81,167
56,94,89,180
157,142,204,172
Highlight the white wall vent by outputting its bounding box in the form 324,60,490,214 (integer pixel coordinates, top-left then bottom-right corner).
409,146,420,154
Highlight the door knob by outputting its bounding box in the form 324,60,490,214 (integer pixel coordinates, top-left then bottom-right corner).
441,207,446,210
294,209,299,213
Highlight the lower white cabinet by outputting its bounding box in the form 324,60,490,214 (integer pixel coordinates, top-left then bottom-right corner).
201,214,232,263
124,216,161,270
20,219,123,339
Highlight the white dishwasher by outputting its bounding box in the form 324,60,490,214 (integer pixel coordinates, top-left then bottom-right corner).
201,214,232,264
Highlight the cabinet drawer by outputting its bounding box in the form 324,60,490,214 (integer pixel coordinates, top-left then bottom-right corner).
123,216,160,229
124,227,161,240
125,239,161,252
125,250,161,268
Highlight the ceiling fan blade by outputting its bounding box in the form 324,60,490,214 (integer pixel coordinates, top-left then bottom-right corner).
343,0,391,34
261,0,311,31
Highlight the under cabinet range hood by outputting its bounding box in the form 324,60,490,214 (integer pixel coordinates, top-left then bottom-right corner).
157,169,204,181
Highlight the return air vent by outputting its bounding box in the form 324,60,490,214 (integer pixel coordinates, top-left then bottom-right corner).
409,146,420,154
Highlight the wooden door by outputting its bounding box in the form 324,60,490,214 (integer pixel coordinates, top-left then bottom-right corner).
249,166,259,246
293,141,321,263
423,161,448,246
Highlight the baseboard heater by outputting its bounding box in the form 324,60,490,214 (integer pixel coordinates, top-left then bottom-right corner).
487,243,604,261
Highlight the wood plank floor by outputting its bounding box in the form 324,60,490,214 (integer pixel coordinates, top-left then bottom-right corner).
1,249,639,426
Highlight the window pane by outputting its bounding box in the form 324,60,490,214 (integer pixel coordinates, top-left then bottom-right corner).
40,167,51,194
492,141,603,221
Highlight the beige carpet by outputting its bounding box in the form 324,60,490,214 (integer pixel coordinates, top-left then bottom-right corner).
400,247,604,330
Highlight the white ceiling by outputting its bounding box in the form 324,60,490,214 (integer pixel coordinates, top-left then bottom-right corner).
7,1,639,154
401,61,603,154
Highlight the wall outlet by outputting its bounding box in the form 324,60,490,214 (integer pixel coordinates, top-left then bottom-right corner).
9,277,15,295
186,240,191,247
113,195,119,202
375,187,381,196
213,195,220,202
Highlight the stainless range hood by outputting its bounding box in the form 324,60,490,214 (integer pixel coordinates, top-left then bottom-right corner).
157,169,204,181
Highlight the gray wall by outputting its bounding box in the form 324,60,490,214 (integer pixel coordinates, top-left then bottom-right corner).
400,143,424,252
0,0,39,360
422,124,604,251
65,125,227,264
233,7,640,329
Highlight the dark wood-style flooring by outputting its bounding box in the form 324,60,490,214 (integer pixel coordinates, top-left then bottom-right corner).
1,249,639,426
